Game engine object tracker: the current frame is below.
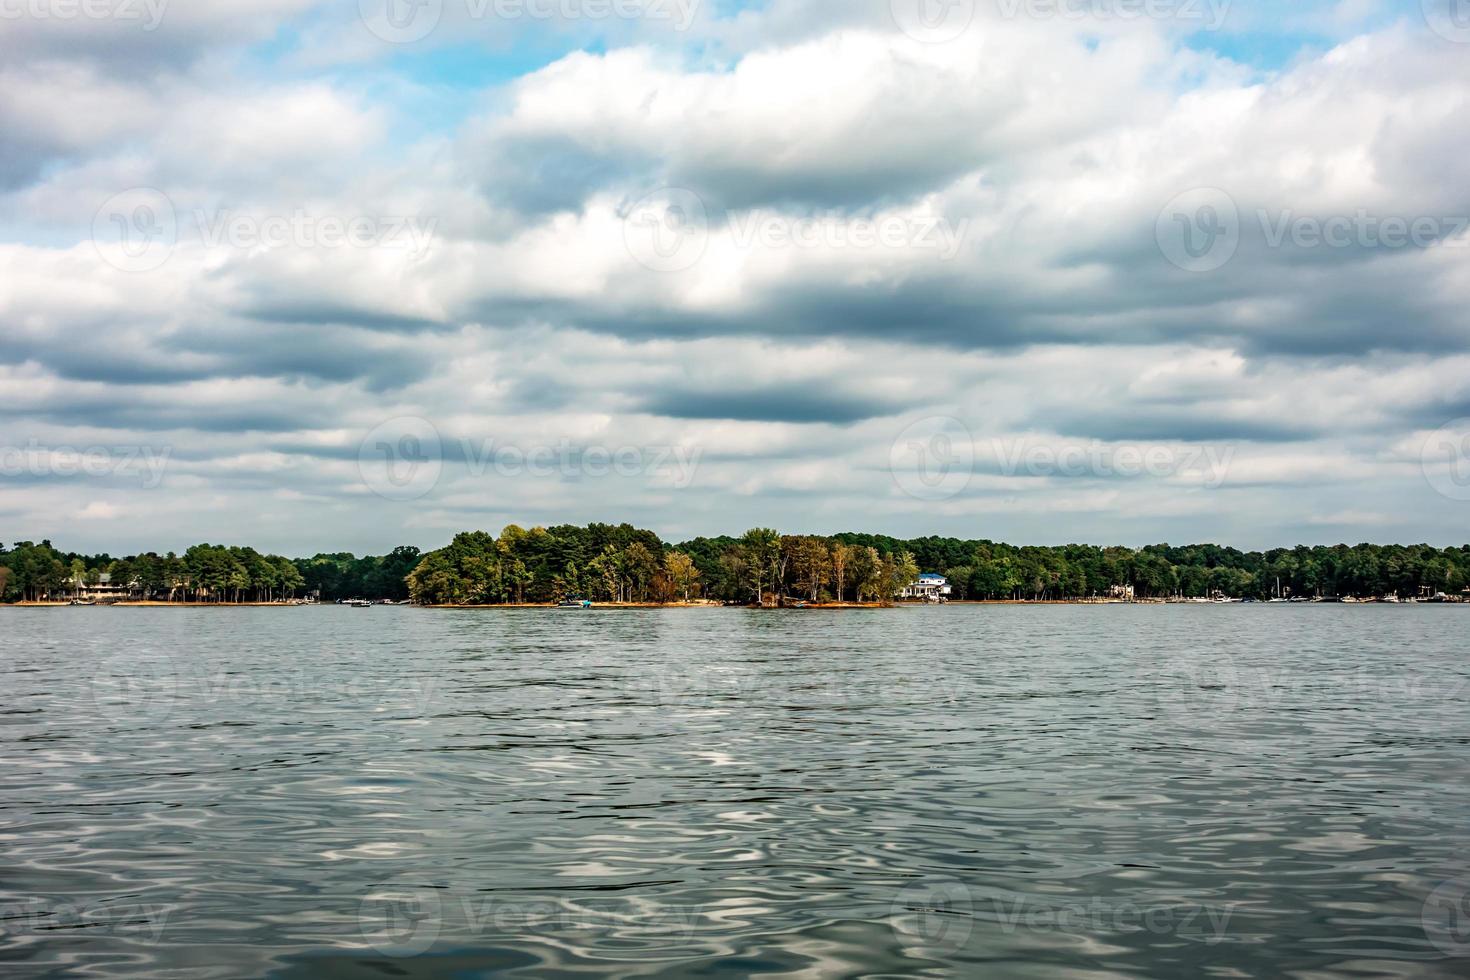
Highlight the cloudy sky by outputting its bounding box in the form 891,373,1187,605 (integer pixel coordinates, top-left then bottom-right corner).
2,0,1469,556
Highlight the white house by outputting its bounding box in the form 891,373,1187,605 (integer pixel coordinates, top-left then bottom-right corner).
901,573,952,601
69,572,135,603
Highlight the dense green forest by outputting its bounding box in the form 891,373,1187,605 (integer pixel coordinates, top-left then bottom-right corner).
0,541,416,604
4,528,1469,604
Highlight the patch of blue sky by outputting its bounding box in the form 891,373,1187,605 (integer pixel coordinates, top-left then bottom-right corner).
1180,0,1425,69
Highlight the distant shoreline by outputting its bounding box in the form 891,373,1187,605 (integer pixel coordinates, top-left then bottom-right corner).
10,531,1468,608
8,598,1463,609
8,601,315,608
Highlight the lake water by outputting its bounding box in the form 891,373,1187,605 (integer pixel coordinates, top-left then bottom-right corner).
2,606,1468,978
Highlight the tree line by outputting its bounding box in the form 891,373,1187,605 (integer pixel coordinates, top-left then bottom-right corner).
0,541,415,604
403,528,1470,604
403,526,923,605
4,532,1469,604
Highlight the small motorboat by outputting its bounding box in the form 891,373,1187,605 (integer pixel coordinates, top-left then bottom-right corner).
558,599,593,609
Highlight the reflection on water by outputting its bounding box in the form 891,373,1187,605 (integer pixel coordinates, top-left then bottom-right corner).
2,606,1468,978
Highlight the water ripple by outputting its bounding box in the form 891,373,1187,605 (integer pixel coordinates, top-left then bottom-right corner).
1,606,1468,977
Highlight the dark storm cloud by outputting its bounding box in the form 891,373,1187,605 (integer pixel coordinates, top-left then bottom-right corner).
639,387,905,424
239,302,444,333
0,136,71,192
488,284,1067,350
676,159,977,214
231,345,434,393
474,137,641,218
172,326,438,392
464,241,1463,359
1404,395,1470,429
0,340,215,386
1042,411,1318,444
1229,281,1469,359
471,128,981,220
0,321,435,391
501,376,579,413
0,5,315,76
1,398,307,434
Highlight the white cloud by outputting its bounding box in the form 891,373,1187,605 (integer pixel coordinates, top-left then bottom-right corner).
1,4,1468,553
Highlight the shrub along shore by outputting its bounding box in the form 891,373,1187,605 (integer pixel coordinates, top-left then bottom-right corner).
4,526,1468,606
